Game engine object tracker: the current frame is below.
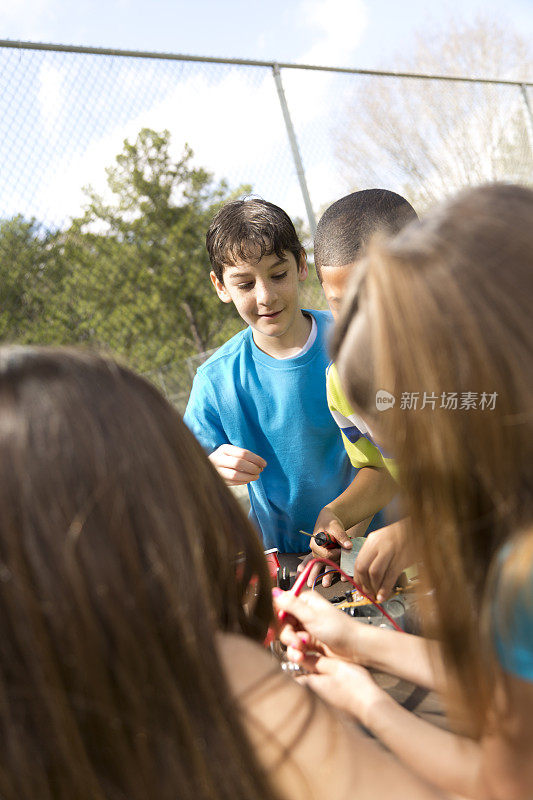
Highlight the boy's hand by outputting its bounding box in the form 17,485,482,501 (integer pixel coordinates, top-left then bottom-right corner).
209,444,266,486
296,506,352,587
312,506,353,552
353,521,414,603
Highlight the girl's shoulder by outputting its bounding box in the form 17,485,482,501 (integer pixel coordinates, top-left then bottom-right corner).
216,632,441,800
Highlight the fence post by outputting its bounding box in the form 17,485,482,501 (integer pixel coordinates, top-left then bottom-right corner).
519,84,533,161
272,64,316,236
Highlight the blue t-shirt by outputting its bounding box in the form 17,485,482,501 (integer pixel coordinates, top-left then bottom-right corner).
183,310,356,552
493,555,533,682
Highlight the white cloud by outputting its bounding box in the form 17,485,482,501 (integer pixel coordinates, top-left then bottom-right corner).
6,0,369,233
21,59,350,232
31,67,298,225
281,158,346,221
38,63,64,132
0,0,59,39
265,0,369,221
299,0,368,66
0,0,50,19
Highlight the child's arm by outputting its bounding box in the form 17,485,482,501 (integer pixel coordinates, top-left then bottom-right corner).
300,467,400,589
353,519,416,602
218,632,446,800
300,517,414,598
276,590,533,797
274,591,477,795
295,651,533,798
275,590,443,691
301,661,483,798
316,466,398,538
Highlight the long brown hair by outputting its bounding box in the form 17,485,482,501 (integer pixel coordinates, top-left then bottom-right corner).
0,347,277,800
332,183,533,735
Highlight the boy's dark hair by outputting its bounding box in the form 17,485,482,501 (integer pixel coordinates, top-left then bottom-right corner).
314,189,418,280
206,198,304,282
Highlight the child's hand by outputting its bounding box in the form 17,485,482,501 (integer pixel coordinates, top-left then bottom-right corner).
353,521,414,603
273,588,358,662
313,505,353,551
297,658,386,729
296,549,342,588
209,444,266,486
273,589,387,726
313,506,354,551
297,506,352,587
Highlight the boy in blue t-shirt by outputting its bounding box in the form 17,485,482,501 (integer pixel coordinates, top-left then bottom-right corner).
184,198,366,553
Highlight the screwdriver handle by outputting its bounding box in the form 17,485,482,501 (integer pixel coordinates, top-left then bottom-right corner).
313,531,338,549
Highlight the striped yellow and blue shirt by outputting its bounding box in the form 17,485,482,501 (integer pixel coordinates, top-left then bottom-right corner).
326,362,397,480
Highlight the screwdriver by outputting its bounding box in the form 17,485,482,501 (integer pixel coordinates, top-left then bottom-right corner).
299,529,338,550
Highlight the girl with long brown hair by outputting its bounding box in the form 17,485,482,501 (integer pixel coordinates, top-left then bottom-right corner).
275,183,533,798
0,346,444,800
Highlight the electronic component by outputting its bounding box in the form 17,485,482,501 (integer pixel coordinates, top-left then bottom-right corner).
278,565,291,590
277,555,403,631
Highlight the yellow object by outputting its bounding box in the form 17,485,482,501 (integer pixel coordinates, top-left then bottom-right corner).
326,362,397,479
336,586,403,609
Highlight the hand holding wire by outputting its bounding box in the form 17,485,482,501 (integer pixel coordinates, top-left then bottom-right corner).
273,587,356,663
276,556,402,631
298,529,350,587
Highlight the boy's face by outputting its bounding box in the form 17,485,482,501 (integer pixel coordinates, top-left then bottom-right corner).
320,261,358,320
210,249,308,339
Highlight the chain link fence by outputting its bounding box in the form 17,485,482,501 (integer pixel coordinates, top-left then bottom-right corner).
1,40,532,410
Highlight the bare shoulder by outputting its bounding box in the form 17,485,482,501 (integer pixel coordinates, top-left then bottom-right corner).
481,672,533,797
216,633,443,800
217,631,281,694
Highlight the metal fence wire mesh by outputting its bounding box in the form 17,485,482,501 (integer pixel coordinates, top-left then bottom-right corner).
1,42,532,410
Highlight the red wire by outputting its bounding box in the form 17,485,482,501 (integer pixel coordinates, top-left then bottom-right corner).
280,556,403,632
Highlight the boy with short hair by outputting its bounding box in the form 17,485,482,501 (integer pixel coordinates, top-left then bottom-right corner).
301,189,418,594
183,198,358,554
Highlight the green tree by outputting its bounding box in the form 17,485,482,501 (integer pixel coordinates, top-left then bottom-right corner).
62,128,248,373
0,131,249,384
0,216,67,344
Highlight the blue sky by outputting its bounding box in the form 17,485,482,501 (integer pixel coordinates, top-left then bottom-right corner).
1,0,532,68
1,0,532,230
